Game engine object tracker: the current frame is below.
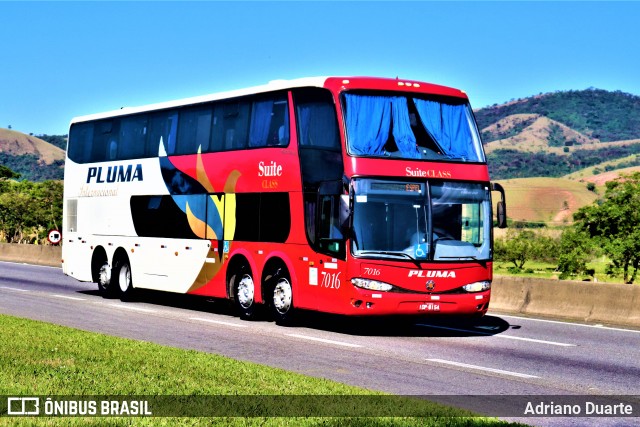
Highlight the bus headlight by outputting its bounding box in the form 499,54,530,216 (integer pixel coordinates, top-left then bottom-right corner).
462,281,491,293
351,278,394,292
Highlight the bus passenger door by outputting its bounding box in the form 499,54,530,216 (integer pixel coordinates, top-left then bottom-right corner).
312,192,348,310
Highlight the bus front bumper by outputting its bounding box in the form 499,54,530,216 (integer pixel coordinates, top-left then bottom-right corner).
344,288,491,316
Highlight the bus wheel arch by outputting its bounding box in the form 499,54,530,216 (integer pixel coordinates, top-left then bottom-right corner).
112,248,134,300
227,255,258,320
262,258,295,325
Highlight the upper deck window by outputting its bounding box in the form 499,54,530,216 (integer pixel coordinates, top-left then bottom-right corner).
67,92,289,164
342,92,484,162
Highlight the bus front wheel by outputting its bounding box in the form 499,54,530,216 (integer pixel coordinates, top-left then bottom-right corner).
270,270,294,325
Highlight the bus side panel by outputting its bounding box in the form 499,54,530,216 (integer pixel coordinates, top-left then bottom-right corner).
61,237,93,282
129,237,211,293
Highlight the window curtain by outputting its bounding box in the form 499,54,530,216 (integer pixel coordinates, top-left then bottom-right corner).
297,105,312,146
413,99,476,160
391,97,420,159
345,94,420,158
248,100,273,147
344,94,391,156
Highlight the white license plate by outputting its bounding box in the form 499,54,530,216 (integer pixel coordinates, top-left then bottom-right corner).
419,303,440,311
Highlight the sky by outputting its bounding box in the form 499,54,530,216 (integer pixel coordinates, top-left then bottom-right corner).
2,1,639,136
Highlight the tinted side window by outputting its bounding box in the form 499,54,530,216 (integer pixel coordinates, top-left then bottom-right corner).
232,192,291,242
295,88,340,150
233,193,260,241
177,106,213,155
211,101,250,151
260,192,290,242
68,122,94,163
295,88,344,185
130,195,200,239
93,120,120,162
119,115,148,160
148,110,178,156
248,95,289,148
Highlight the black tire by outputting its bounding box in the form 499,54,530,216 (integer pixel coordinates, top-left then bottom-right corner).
269,269,295,325
96,261,118,298
112,256,134,301
232,266,257,320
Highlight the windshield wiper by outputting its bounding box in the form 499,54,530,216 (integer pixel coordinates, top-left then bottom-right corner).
437,255,478,260
357,251,422,267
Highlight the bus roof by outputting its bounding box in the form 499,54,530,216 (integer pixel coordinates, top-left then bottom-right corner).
70,76,468,125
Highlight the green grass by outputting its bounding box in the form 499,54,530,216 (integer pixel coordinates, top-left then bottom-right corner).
491,177,597,225
493,257,625,284
0,315,523,426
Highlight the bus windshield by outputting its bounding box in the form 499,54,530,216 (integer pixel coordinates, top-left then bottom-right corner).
342,92,484,162
351,179,492,261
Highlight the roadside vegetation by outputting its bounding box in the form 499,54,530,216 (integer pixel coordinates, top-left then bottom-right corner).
0,314,520,426
0,167,62,243
494,171,640,284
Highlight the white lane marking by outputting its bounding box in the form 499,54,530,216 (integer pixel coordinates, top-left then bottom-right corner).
495,334,575,347
496,314,640,335
110,304,156,313
417,323,575,347
51,294,86,301
0,260,62,269
190,317,248,328
0,286,30,292
426,358,539,379
286,333,363,348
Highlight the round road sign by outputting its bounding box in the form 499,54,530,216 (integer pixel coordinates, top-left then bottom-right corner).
47,229,62,245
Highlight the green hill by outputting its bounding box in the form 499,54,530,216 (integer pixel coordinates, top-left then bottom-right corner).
475,89,640,180
0,128,65,181
476,88,640,142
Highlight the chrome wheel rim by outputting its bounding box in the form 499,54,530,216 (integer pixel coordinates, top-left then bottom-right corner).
119,263,131,293
273,278,292,314
237,274,255,309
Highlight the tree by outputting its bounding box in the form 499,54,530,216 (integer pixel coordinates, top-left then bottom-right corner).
496,229,541,270
556,228,596,279
0,165,20,180
573,172,640,284
0,179,62,244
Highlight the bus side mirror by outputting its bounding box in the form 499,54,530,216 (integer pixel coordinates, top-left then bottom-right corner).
491,182,507,229
496,201,507,229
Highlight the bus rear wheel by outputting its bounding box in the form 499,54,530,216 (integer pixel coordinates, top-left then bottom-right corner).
112,256,134,301
270,271,294,325
232,267,257,320
97,262,117,298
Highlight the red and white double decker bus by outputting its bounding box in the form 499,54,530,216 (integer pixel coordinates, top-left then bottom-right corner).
62,76,506,323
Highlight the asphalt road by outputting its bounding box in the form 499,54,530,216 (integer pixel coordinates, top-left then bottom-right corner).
1,261,639,426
